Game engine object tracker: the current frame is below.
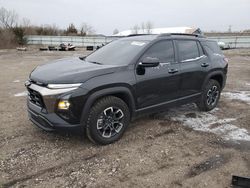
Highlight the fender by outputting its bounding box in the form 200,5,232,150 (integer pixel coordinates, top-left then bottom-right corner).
202,70,226,90
80,86,136,126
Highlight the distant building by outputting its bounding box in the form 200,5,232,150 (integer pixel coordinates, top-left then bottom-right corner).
113,27,202,36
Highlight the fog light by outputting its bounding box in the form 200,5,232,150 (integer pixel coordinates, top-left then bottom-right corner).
58,100,70,110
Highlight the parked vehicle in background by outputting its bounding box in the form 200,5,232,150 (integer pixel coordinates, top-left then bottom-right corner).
59,43,76,51
39,43,76,51
218,41,231,50
26,33,228,145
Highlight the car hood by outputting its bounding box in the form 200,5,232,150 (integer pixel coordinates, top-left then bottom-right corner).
30,57,124,84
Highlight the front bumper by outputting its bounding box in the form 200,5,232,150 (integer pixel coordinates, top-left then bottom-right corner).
27,99,82,131
26,82,87,131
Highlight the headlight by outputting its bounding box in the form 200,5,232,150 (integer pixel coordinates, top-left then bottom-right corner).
47,83,82,89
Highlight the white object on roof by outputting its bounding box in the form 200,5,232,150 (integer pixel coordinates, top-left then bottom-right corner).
113,27,201,36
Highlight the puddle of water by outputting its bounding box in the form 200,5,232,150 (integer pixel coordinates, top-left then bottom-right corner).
14,91,27,97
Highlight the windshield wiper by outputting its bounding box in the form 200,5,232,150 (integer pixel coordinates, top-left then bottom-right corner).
89,61,102,65
79,56,86,60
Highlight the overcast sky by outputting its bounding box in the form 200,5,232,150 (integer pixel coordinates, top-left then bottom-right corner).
1,0,249,35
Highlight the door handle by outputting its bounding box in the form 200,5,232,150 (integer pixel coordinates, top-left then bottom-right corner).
168,68,178,74
201,62,209,67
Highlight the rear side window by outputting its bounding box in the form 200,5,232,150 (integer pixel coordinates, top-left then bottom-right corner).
142,40,175,63
202,41,222,55
176,40,200,61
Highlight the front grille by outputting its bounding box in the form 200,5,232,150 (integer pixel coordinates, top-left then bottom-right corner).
28,88,44,107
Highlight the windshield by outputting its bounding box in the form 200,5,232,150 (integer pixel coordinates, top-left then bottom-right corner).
85,39,149,65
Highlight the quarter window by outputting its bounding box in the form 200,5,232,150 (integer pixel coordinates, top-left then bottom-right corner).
201,41,223,55
197,42,205,56
142,40,175,63
177,40,200,62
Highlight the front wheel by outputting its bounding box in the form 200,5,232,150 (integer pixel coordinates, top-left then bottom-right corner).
86,96,130,145
196,79,221,111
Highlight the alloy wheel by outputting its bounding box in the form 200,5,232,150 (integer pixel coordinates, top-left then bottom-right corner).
96,106,124,138
206,85,219,106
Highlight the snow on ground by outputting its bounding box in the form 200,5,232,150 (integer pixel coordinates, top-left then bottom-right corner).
222,91,250,104
165,104,250,142
14,91,27,97
13,80,20,83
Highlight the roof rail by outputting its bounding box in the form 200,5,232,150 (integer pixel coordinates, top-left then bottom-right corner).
157,33,205,38
157,33,171,37
127,34,155,37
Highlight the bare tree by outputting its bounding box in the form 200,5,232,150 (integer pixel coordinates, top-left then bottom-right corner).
243,29,250,33
0,7,18,29
21,18,36,35
132,24,140,34
34,24,60,35
21,18,31,27
145,21,153,34
0,7,23,48
0,28,16,48
65,23,78,35
113,28,119,35
79,22,95,36
141,22,145,34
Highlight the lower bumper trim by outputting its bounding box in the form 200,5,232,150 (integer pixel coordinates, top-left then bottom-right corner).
28,108,82,131
28,109,55,131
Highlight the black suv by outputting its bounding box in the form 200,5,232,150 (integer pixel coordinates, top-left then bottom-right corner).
26,34,228,145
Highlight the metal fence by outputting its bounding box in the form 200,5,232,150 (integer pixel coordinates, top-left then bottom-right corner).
209,36,250,48
26,35,250,48
26,35,118,47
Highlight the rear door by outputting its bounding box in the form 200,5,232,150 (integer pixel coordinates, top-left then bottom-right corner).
175,39,209,97
135,40,181,109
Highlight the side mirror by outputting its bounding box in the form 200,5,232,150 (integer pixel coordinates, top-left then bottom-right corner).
139,57,160,67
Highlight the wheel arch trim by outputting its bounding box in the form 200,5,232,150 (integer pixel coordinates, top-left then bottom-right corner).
202,71,226,90
80,87,136,126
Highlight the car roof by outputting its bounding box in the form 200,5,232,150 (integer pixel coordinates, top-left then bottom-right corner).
119,35,158,41
120,34,212,42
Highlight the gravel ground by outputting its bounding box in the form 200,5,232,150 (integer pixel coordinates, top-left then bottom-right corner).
0,48,249,188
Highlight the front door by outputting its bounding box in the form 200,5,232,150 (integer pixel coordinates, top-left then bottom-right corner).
135,40,181,109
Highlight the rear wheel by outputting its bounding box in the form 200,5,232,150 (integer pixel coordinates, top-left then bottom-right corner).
86,96,130,145
196,79,221,111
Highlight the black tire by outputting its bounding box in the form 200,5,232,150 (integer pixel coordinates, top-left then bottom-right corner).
86,96,130,145
196,79,221,111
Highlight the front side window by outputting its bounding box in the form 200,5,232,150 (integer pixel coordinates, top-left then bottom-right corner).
177,40,200,62
141,40,175,63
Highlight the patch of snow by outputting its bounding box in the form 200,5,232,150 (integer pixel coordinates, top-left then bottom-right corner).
222,91,250,104
14,91,27,97
165,104,250,142
226,128,250,141
13,80,20,83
